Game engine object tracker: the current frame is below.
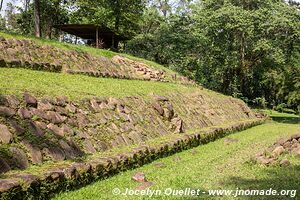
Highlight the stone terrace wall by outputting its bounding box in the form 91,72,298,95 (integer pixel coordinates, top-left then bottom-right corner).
0,37,193,84
0,91,262,174
0,120,264,200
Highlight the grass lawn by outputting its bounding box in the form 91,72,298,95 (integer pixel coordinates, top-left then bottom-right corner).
0,68,197,100
53,112,300,200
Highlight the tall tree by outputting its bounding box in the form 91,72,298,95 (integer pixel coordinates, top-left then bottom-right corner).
18,0,69,38
74,0,146,49
126,0,300,113
34,0,41,37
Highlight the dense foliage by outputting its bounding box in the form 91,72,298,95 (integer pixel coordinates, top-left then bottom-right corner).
126,0,300,113
0,0,299,113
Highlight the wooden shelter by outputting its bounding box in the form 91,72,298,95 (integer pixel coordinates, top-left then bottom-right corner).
54,24,129,49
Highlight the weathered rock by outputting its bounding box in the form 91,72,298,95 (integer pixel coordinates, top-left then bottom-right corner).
11,173,39,187
0,179,21,193
17,108,31,119
42,169,65,182
55,96,68,106
283,141,292,149
132,172,146,183
8,120,25,135
0,124,13,144
276,138,288,146
45,111,66,124
35,121,47,130
256,156,276,165
55,106,68,116
38,100,53,111
30,108,46,119
43,147,65,161
280,159,290,167
0,106,15,117
10,147,29,170
291,147,300,156
76,113,89,128
47,123,64,137
272,146,285,157
95,141,109,152
66,103,77,113
171,117,184,133
59,140,77,159
128,131,143,144
0,95,20,108
0,158,11,173
28,121,44,136
290,134,300,141
21,140,43,164
63,166,80,180
67,139,84,157
90,99,100,112
83,139,96,154
152,102,164,116
154,96,169,102
165,104,174,120
23,92,37,107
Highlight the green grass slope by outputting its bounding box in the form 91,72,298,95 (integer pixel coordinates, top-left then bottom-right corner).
53,111,300,200
0,68,196,100
0,31,179,78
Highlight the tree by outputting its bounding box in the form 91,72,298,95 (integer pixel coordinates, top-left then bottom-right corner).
17,0,69,38
126,0,300,113
0,0,3,12
34,0,41,37
73,0,146,49
192,0,300,101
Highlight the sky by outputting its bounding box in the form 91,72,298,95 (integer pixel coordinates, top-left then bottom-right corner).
1,0,300,16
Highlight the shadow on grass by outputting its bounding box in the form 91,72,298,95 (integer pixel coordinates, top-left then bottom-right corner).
221,165,300,200
183,165,300,200
271,116,300,124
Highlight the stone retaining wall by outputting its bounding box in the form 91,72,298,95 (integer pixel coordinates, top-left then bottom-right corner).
0,37,193,84
0,91,263,175
0,119,264,200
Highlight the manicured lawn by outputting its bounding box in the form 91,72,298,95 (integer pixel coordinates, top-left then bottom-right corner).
53,112,300,200
0,68,196,100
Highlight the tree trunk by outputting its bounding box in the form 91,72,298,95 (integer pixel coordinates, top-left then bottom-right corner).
24,0,30,12
34,0,41,38
112,0,120,50
0,0,4,12
239,31,245,92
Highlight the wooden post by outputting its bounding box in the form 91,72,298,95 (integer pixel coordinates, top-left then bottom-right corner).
96,27,99,48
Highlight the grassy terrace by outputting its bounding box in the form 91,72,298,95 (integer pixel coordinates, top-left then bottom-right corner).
0,68,197,100
0,32,178,75
53,111,300,200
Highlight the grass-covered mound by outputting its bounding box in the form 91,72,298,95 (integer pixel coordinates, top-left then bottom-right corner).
54,111,300,200
0,32,191,84
0,33,265,199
